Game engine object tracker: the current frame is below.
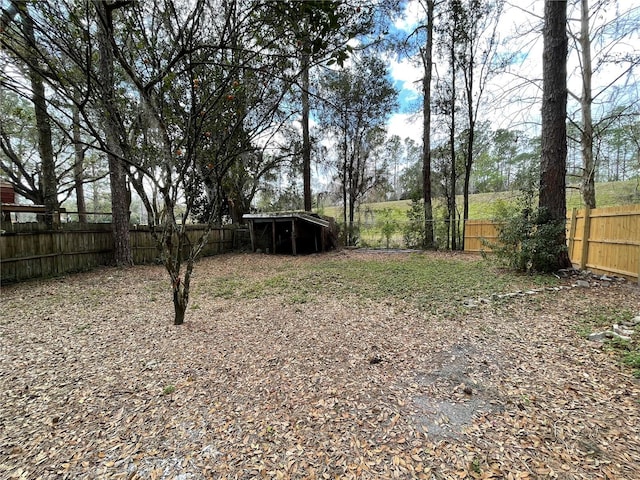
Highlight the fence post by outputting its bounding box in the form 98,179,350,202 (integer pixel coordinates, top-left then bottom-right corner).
567,208,577,261
580,207,591,270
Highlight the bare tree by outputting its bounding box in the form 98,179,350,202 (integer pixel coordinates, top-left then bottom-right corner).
317,55,397,246
567,0,640,208
458,0,503,248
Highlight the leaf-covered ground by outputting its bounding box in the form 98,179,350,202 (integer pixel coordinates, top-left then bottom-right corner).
1,251,639,479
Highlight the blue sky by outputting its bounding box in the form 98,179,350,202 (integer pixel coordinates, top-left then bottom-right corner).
385,0,640,144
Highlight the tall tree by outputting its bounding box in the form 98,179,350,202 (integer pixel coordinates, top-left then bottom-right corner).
272,1,365,212
421,0,436,248
567,0,640,208
398,0,438,248
1,1,58,227
458,0,502,248
275,1,400,211
576,0,595,207
317,55,397,245
539,0,571,270
435,0,465,250
94,0,133,266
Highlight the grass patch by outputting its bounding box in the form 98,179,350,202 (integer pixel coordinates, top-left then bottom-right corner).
200,254,558,314
623,351,640,378
606,337,640,379
576,306,640,377
72,323,92,334
575,306,635,337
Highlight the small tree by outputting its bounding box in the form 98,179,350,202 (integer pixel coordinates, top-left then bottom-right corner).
1,0,330,324
403,195,425,249
377,208,398,249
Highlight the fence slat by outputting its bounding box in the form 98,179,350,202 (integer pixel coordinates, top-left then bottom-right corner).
464,204,640,282
1,224,235,283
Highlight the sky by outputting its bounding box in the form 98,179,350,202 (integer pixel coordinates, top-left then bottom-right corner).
384,0,640,144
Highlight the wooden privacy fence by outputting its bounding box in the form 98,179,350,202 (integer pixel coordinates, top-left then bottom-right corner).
0,223,234,284
464,204,640,282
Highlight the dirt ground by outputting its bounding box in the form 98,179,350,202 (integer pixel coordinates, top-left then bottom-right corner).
1,251,639,479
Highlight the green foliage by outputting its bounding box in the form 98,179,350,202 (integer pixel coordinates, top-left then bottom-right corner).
433,205,450,249
162,385,176,395
573,306,639,377
318,55,398,247
623,351,640,378
605,337,640,378
376,208,399,249
341,222,360,247
403,197,425,249
485,181,567,273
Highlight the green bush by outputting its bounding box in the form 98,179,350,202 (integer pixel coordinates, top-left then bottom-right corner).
403,197,425,249
377,208,399,249
485,186,568,273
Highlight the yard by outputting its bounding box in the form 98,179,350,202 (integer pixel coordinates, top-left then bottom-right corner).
1,250,639,479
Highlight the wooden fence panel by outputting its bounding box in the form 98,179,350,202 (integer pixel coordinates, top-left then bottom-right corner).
131,228,159,265
464,220,500,253
465,204,640,282
1,224,235,284
571,204,640,280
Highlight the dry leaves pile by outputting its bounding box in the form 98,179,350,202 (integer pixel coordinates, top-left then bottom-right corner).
1,251,639,480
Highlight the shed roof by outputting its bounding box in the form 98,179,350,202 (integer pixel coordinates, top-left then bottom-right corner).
243,212,330,228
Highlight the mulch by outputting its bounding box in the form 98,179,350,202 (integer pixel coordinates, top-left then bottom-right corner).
1,251,639,479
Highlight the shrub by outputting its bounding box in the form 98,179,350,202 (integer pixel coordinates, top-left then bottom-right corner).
337,221,359,247
485,185,567,273
403,197,425,249
377,208,399,249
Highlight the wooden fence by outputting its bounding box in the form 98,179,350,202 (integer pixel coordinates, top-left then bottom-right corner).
464,204,640,282
0,223,235,284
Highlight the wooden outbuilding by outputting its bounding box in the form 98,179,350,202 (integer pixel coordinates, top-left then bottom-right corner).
1,181,65,225
243,212,336,255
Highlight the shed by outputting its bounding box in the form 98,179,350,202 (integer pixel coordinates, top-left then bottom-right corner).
243,212,336,255
1,181,65,225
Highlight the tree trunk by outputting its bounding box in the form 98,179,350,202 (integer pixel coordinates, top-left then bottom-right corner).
580,0,596,208
95,0,133,266
461,6,477,252
449,39,457,251
341,125,348,245
19,4,58,228
72,102,87,223
173,287,186,325
462,128,473,250
421,0,435,249
539,0,571,270
302,52,312,212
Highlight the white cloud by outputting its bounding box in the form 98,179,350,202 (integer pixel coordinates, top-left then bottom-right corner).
393,0,423,33
387,112,422,144
389,56,423,94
